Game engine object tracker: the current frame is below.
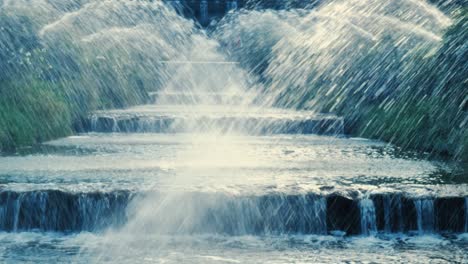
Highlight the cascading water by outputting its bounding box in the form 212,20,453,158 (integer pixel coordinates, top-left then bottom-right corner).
465,197,468,233
383,194,403,233
0,191,130,232
383,195,392,233
200,0,209,24
414,199,435,234
0,0,467,262
359,198,377,236
118,193,329,236
226,0,238,11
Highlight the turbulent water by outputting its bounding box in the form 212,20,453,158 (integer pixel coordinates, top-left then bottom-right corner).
0,0,467,263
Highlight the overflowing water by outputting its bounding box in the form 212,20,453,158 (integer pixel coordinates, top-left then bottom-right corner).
466,197,468,233
414,199,435,234
382,194,404,233
359,198,377,236
0,0,467,262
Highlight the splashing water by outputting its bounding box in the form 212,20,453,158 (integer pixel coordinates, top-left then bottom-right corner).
0,0,467,262
214,0,466,160
215,0,451,109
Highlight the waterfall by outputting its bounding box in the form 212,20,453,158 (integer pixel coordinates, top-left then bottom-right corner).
226,0,238,11
414,199,435,234
395,195,403,232
90,115,98,132
359,199,377,235
0,191,131,232
200,0,209,23
12,197,20,232
122,193,329,235
383,194,403,233
111,117,120,133
383,195,391,232
2,190,468,236
465,197,468,233
311,197,327,234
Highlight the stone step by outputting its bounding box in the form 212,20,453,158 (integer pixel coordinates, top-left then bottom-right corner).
83,105,344,135
0,190,466,234
2,134,464,235
0,190,131,232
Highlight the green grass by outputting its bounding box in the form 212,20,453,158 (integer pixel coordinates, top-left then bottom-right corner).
0,80,72,151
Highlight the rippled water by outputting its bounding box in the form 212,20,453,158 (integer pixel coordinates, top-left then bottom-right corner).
1,0,466,262
0,133,464,195
0,133,467,262
1,232,467,263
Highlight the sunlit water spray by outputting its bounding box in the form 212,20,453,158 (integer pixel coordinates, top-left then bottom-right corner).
25,0,276,256
0,0,467,262
214,0,451,110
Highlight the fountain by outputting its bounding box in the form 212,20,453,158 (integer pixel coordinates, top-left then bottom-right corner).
0,0,467,262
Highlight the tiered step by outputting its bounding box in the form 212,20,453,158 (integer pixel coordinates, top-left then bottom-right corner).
83,105,344,135
0,190,466,234
0,133,466,235
1,92,466,237
0,190,130,232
